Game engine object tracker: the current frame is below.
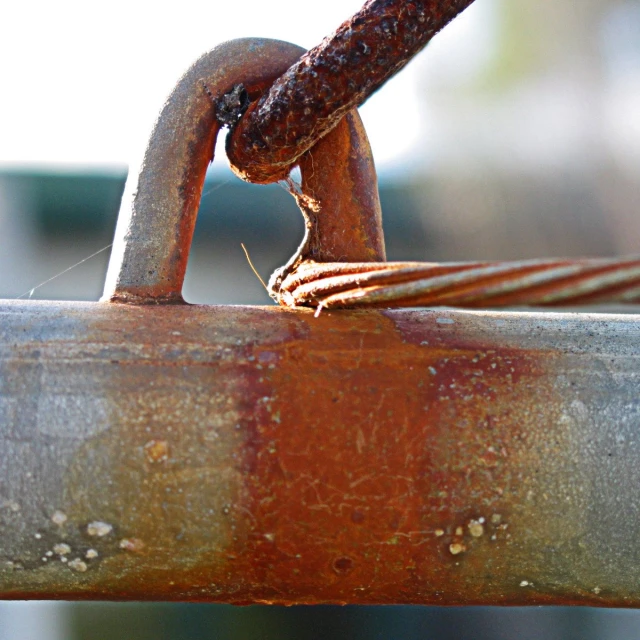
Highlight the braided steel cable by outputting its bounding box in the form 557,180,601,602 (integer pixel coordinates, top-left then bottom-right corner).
275,257,640,309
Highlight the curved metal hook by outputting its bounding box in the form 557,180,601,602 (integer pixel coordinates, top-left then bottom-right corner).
102,38,385,304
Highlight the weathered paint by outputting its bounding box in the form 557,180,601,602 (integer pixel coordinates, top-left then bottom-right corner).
1,300,639,604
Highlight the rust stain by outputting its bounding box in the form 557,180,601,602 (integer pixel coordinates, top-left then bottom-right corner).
224,310,569,604
143,440,170,464
295,110,385,264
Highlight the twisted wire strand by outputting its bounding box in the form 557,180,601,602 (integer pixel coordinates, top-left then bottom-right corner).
276,256,640,309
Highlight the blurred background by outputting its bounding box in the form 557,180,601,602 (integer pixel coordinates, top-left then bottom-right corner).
1,0,640,637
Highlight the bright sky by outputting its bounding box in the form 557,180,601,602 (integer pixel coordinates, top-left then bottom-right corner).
0,0,489,175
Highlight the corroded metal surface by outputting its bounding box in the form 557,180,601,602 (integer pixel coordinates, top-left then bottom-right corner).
1,300,640,604
102,38,384,305
227,0,476,183
271,109,386,292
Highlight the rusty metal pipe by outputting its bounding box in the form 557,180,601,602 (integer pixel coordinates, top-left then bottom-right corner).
1,300,640,605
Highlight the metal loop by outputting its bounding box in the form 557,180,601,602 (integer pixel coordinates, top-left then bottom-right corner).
101,38,385,305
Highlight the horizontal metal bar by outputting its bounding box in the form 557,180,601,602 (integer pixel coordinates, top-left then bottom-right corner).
1,301,639,605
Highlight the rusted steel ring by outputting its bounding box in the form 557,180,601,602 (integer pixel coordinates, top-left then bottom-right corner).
101,38,385,305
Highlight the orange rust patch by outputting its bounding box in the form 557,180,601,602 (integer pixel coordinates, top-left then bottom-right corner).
144,440,170,463
226,310,563,604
